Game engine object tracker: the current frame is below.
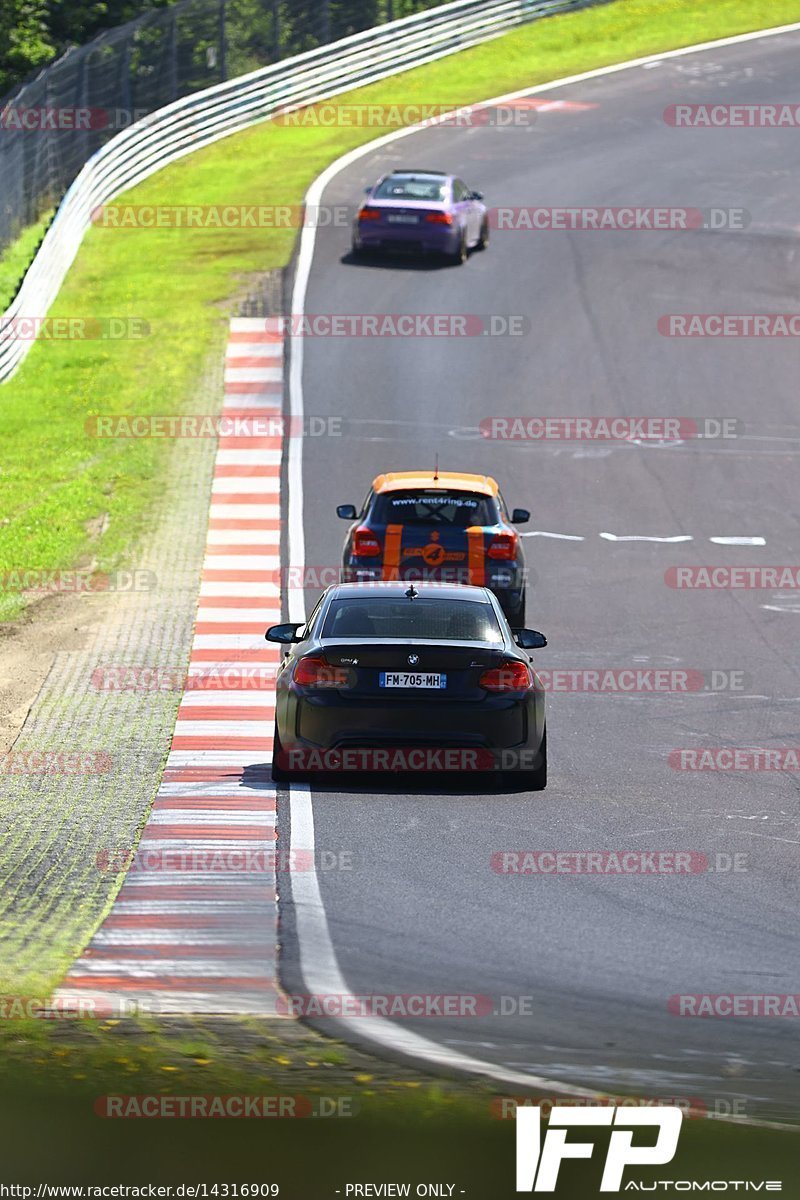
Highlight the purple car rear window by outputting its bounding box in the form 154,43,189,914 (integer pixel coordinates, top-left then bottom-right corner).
373,178,447,202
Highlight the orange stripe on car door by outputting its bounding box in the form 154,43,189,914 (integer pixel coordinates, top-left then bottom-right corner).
467,527,486,585
382,524,403,580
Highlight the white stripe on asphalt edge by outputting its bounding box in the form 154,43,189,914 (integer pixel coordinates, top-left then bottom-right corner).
53,317,289,1018
285,18,800,1114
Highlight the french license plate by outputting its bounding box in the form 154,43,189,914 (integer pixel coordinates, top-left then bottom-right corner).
380,672,446,689
386,213,418,224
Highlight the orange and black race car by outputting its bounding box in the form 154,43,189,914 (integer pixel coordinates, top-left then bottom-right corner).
337,470,530,624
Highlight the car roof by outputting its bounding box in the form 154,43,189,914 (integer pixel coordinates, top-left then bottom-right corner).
371,470,498,498
324,582,496,603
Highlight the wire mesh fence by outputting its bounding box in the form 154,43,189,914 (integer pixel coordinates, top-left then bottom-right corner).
0,0,447,254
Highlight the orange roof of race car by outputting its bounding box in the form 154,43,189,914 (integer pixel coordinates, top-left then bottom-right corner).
372,471,498,497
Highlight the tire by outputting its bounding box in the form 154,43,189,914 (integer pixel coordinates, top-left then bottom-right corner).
505,591,526,628
450,230,468,265
476,217,489,250
515,727,547,791
271,723,292,783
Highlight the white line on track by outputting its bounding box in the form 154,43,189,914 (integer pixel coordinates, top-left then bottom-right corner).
283,17,800,1102
600,532,693,543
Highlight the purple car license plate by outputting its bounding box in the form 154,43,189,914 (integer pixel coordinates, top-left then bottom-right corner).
386,214,418,224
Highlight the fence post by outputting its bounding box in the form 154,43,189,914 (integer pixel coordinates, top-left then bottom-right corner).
219,0,228,82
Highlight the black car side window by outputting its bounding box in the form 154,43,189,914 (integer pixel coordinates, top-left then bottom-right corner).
360,488,374,518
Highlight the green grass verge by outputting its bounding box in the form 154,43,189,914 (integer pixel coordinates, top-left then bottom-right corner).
0,1017,797,1187
0,211,53,311
1,0,799,622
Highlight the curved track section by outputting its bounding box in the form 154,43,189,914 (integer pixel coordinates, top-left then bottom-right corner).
280,28,800,1123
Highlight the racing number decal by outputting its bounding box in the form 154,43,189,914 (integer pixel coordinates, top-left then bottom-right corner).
466,527,486,585
382,523,403,580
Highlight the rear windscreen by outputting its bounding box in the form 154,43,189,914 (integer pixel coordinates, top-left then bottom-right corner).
373,178,447,201
322,598,503,642
372,491,498,528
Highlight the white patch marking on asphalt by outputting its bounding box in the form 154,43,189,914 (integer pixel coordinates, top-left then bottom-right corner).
519,531,585,540
710,536,766,545
600,532,693,542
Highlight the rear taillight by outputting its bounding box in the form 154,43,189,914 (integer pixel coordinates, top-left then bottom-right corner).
293,655,349,689
487,531,518,560
358,207,382,222
352,526,381,557
424,211,453,225
479,660,532,692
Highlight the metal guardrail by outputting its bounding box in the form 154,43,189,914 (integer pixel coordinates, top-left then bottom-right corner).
0,0,605,382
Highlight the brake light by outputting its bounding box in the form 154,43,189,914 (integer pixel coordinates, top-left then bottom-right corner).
479,660,532,692
293,655,349,689
424,211,453,225
352,526,381,557
358,207,382,222
487,531,518,560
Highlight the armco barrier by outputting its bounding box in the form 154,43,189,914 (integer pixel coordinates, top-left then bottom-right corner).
0,0,607,383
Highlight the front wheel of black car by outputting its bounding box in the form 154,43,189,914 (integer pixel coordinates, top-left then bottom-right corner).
516,727,547,791
506,593,526,628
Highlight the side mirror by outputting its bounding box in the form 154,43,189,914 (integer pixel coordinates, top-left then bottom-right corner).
514,629,547,650
337,504,357,519
511,508,530,524
471,190,484,200
266,622,303,644
364,186,373,195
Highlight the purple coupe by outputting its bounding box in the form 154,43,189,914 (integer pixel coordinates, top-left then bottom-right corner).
351,170,489,265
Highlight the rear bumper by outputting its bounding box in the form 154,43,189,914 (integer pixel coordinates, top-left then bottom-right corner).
354,223,460,254
275,688,544,773
341,562,526,604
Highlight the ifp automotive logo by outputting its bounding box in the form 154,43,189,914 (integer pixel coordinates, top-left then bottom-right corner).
515,1105,682,1192
514,1106,783,1192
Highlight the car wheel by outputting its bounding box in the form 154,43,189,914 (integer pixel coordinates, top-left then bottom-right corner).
271,723,292,783
477,218,489,250
450,230,468,265
515,727,547,791
506,592,526,627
